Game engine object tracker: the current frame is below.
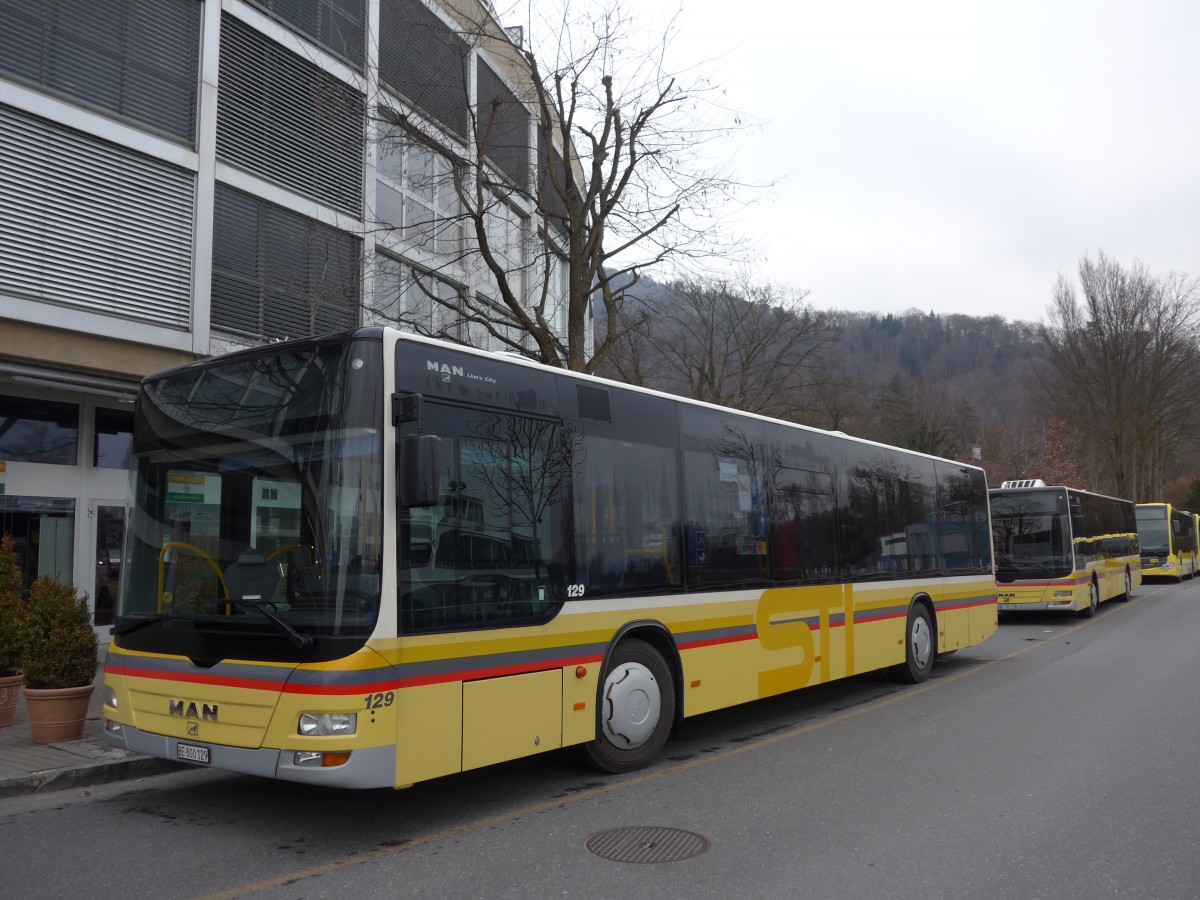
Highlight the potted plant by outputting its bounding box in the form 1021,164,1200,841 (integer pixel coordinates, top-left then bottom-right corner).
0,534,25,727
20,575,98,743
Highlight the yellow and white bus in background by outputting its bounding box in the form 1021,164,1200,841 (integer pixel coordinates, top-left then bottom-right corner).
990,480,1141,617
1136,502,1198,581
102,328,996,789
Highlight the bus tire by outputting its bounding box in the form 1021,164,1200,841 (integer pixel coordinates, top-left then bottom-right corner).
581,638,676,774
1079,579,1099,618
890,603,934,684
1116,569,1132,602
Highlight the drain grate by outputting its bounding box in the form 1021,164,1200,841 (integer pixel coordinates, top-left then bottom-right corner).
585,826,711,864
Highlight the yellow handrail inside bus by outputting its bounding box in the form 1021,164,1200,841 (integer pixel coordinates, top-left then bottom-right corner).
157,541,229,613
266,543,310,564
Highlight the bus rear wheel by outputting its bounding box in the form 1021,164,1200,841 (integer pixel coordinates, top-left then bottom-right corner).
581,639,675,774
890,604,934,684
1116,570,1132,602
1078,579,1099,618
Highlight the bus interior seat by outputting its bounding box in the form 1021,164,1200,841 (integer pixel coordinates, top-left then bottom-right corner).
224,548,282,601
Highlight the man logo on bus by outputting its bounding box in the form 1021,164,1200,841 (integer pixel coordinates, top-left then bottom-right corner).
428,360,464,382
169,699,218,721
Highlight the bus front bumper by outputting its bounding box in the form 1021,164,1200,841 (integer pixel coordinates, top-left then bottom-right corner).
102,718,397,789
997,598,1078,613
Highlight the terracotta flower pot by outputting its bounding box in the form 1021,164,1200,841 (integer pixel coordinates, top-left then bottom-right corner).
0,674,21,728
23,684,95,744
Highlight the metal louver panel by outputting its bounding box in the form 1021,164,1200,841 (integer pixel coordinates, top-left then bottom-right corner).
0,0,200,142
537,131,570,229
211,184,361,342
216,13,364,216
241,0,367,69
0,104,194,329
477,61,529,189
379,0,469,139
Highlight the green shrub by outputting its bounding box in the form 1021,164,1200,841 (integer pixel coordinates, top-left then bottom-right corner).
0,535,25,677
20,576,98,689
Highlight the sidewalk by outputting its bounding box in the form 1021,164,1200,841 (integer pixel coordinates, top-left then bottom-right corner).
0,671,182,799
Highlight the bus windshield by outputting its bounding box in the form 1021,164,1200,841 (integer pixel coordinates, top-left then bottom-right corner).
990,489,1073,580
113,335,384,663
1135,506,1170,555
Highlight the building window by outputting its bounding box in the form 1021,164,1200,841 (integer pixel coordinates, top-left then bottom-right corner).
212,184,361,342
375,254,463,339
376,134,464,258
0,0,201,141
94,407,134,470
0,395,78,465
0,496,76,592
479,193,528,314
548,253,569,336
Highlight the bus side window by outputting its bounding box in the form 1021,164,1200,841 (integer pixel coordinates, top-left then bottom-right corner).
573,433,681,597
399,409,568,632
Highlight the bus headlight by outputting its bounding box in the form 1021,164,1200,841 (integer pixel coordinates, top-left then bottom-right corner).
104,686,119,709
298,713,357,736
1053,590,1073,598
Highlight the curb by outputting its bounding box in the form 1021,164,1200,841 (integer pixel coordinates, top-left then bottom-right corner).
0,754,187,800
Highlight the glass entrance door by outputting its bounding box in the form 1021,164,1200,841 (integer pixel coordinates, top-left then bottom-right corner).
91,500,124,634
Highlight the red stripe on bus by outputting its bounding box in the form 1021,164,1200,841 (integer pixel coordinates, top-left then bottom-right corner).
676,632,758,651
393,654,605,689
111,656,609,695
853,610,908,624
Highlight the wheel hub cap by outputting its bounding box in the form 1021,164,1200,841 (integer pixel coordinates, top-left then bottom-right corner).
911,617,932,668
602,662,661,748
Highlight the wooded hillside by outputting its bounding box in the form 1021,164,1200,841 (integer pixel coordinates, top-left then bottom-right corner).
595,275,1200,505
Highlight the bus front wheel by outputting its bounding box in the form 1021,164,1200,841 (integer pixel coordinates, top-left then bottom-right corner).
890,604,934,684
581,639,676,774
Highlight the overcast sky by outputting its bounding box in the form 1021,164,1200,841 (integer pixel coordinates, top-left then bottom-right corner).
519,0,1200,324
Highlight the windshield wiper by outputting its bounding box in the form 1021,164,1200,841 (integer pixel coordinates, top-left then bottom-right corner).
114,603,314,649
230,599,314,649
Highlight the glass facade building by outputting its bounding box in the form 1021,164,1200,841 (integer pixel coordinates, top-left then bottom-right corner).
0,0,577,639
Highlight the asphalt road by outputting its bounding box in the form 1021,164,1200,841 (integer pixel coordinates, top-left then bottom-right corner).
3,577,1199,899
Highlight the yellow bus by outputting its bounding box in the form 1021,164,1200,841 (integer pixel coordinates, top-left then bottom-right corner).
990,480,1141,617
102,328,996,788
1136,502,1197,581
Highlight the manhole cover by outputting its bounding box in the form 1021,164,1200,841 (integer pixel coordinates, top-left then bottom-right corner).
585,826,710,864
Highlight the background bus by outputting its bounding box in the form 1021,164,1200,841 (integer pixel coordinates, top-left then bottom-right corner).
1136,502,1197,581
990,480,1141,617
102,328,996,789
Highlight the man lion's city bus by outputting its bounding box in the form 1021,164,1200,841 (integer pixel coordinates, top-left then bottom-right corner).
102,328,996,789
990,480,1141,616
1136,502,1198,581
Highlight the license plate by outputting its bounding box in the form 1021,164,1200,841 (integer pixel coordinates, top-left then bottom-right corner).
176,742,210,764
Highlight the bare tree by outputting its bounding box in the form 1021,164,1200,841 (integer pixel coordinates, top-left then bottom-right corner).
368,0,748,372
1040,252,1200,500
598,276,840,420
871,375,979,460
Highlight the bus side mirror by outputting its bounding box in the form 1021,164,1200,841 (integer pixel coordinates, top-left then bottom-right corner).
400,434,441,507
